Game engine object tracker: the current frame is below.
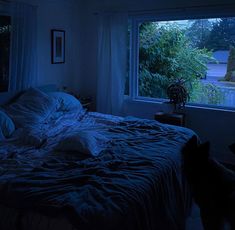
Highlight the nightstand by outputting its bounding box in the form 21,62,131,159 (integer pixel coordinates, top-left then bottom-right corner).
79,97,92,111
81,101,92,110
154,112,185,126
61,89,93,110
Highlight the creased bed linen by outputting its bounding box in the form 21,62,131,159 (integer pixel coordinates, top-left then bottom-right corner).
0,111,195,230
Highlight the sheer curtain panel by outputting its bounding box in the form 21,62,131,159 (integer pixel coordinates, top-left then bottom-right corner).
9,2,37,91
97,12,128,115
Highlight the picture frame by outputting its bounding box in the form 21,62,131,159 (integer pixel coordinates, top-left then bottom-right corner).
51,29,65,64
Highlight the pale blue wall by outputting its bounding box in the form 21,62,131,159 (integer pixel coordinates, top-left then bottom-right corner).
18,0,81,92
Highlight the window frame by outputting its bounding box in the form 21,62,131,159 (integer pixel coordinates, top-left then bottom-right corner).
127,5,235,111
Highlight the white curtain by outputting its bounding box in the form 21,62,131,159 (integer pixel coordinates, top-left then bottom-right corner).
97,12,128,115
9,2,37,91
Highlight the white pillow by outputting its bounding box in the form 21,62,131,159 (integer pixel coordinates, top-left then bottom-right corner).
55,130,109,156
0,110,15,138
5,88,56,128
48,92,83,112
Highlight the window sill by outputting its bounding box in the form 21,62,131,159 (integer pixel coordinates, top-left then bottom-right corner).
124,96,235,113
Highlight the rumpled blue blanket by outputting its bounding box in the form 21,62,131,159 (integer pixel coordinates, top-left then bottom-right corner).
0,115,195,230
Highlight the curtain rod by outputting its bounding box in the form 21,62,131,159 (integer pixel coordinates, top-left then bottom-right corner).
130,3,235,14
93,3,235,16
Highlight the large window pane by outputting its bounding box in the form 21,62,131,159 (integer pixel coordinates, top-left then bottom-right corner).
137,17,235,107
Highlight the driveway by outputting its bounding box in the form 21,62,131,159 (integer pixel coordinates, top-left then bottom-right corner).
206,63,227,80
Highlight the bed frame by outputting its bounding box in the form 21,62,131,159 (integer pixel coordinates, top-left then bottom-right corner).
0,84,57,106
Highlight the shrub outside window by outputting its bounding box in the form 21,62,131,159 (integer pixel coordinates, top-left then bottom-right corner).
127,16,235,109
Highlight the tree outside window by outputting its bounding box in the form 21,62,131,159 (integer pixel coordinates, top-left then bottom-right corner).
133,17,235,107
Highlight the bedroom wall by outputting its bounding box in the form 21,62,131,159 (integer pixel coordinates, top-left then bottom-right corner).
17,0,82,91
36,0,73,89
75,0,235,164
71,1,97,97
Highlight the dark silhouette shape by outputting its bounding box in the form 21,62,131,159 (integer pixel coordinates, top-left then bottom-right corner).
182,136,235,230
229,143,235,155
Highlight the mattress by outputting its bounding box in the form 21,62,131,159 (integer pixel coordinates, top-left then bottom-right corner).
0,111,195,230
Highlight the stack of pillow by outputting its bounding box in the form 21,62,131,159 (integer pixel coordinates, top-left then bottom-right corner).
0,87,105,156
47,91,83,112
5,87,57,128
0,87,84,141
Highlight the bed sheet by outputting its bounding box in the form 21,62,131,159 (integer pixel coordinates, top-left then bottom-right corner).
0,111,195,230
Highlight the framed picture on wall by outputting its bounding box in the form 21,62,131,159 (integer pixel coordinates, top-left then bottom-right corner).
51,29,65,64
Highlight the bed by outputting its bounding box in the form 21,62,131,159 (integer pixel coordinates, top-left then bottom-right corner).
0,86,196,230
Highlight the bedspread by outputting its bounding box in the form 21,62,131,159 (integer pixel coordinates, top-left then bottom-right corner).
0,112,195,230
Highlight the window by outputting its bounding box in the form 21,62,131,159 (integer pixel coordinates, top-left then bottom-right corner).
0,15,11,92
128,14,235,109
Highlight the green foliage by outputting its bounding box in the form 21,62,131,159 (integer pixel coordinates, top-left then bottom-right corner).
139,22,213,98
186,19,212,49
185,18,235,51
189,80,224,105
203,18,235,51
139,69,169,98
